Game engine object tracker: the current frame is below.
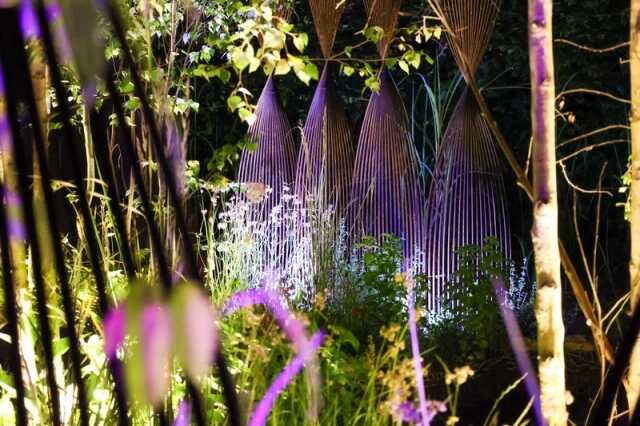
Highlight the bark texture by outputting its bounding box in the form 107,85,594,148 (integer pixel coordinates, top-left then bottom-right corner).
628,0,640,415
528,0,568,424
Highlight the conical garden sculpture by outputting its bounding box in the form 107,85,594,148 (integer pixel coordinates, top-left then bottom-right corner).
237,3,296,219
237,76,296,218
294,0,353,216
350,0,426,259
424,0,511,311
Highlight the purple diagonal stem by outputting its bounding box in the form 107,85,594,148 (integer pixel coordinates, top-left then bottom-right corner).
223,288,306,350
407,271,430,425
491,278,545,426
248,330,326,426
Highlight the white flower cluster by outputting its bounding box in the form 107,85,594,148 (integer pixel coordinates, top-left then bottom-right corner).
204,184,350,308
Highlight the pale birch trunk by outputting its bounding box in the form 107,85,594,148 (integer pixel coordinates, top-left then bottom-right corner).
627,0,640,415
529,0,568,424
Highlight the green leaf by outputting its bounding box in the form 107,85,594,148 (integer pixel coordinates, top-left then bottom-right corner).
304,62,319,80
406,50,421,69
287,55,304,70
53,338,70,359
384,57,399,68
398,60,410,74
231,45,255,71
118,81,135,95
248,56,261,73
227,96,243,111
342,65,355,76
274,58,291,75
293,33,309,53
0,369,14,395
125,97,141,111
364,26,384,43
263,29,285,50
294,62,319,85
238,107,256,125
277,22,294,33
365,75,380,93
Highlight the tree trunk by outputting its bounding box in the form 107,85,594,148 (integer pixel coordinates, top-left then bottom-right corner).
627,0,640,415
528,0,568,424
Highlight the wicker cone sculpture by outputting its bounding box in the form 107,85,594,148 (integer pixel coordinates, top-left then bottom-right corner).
424,0,511,311
237,75,296,220
350,0,426,260
237,0,296,219
295,0,353,217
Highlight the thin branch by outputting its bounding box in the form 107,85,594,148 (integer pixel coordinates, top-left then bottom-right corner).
555,38,629,54
556,88,630,105
557,140,627,163
557,125,630,149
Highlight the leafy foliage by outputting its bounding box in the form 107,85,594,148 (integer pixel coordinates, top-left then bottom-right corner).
426,238,529,364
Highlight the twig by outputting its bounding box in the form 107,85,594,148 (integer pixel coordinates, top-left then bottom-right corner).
557,125,630,149
555,39,629,54
560,161,613,196
556,88,630,105
557,140,627,163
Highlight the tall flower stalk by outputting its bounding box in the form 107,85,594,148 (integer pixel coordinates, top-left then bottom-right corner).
528,0,567,423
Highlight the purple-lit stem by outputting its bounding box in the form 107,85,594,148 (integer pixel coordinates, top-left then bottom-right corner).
223,288,306,351
249,331,326,426
491,278,545,426
223,287,325,425
173,400,191,426
407,271,430,426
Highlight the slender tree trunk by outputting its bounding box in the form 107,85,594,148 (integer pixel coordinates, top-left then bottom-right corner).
528,1,568,424
627,0,640,415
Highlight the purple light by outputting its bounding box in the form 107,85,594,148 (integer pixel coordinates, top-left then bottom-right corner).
16,0,64,42
223,284,325,425
19,0,38,39
249,330,326,426
407,271,431,425
491,278,545,426
140,303,174,406
424,91,511,311
173,400,192,426
103,305,126,361
1,188,25,241
396,401,422,423
223,288,306,351
350,69,426,258
237,75,296,220
294,64,354,216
